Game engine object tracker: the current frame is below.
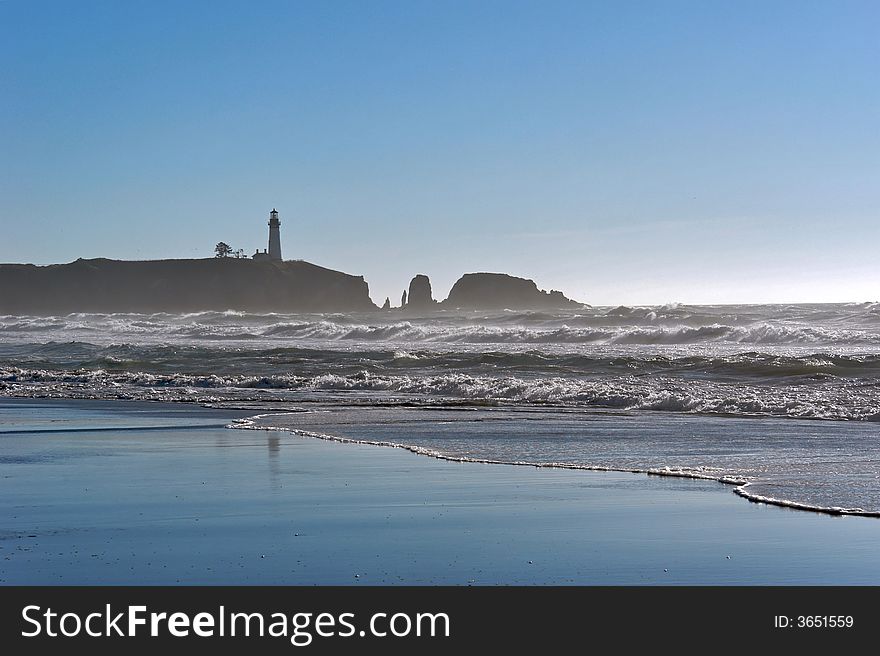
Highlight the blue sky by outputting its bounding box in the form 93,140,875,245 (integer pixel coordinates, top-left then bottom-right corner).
2,0,878,305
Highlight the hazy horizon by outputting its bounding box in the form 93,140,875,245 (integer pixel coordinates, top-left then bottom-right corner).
2,252,880,309
3,0,878,306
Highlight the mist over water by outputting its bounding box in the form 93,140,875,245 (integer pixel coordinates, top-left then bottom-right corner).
3,303,880,513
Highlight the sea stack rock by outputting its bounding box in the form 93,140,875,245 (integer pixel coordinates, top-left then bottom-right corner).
406,274,436,310
442,272,582,310
381,297,391,310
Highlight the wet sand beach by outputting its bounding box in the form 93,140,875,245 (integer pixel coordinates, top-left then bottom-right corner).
2,398,880,585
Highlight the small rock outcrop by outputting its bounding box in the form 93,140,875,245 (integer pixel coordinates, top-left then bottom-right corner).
442,272,581,310
381,297,391,310
406,274,436,310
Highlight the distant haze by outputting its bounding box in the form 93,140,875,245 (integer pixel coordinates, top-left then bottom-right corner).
2,0,878,306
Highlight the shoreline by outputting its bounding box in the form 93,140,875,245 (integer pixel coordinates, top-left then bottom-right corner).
231,410,880,519
4,393,879,518
4,397,880,585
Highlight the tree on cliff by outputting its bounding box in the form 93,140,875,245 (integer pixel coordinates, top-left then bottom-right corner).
214,242,233,258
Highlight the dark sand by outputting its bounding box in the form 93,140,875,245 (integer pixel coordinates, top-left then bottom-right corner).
2,398,880,585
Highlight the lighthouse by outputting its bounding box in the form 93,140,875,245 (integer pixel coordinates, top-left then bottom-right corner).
267,208,282,261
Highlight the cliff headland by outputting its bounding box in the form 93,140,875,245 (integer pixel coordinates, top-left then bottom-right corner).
0,258,376,314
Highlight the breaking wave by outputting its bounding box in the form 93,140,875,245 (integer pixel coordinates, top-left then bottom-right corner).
4,366,880,421
3,304,880,346
3,303,880,422
245,321,874,345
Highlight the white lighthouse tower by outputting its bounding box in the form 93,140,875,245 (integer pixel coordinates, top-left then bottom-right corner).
267,208,282,261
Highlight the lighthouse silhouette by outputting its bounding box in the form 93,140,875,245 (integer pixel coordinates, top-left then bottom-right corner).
267,208,282,261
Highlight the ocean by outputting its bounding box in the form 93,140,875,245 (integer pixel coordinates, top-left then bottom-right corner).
2,303,880,515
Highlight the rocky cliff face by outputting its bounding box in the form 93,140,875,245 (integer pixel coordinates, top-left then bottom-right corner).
0,258,377,314
443,272,581,310
406,274,435,310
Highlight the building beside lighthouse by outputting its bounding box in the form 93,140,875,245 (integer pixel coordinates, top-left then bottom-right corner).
252,209,283,261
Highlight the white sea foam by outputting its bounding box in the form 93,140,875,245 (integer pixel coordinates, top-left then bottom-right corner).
231,408,880,517
3,304,880,346
4,366,880,421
